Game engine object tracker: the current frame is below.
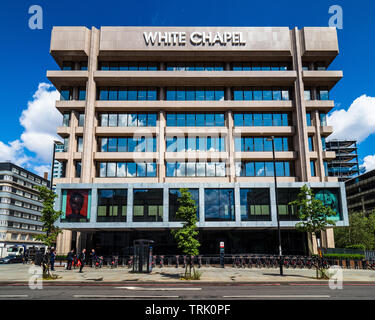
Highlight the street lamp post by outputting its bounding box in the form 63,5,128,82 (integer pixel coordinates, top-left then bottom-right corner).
267,136,284,276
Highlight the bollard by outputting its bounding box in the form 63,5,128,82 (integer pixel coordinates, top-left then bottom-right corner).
175,255,179,268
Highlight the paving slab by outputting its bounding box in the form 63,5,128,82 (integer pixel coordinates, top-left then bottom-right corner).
1,264,375,283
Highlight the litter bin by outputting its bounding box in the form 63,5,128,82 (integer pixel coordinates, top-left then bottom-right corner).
133,239,154,273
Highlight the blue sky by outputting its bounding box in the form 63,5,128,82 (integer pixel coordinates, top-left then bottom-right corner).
0,0,374,176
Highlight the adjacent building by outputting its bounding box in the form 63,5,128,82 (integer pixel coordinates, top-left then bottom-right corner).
0,162,49,257
48,26,349,256
326,140,360,182
346,169,375,214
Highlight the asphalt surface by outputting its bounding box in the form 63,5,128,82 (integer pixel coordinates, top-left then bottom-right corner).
0,282,375,300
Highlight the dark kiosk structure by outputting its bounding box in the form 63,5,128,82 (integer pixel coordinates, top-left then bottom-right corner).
133,239,154,273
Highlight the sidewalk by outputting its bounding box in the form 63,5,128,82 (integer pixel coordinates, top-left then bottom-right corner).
1,264,375,283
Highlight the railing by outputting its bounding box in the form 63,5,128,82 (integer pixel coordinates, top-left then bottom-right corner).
50,254,375,270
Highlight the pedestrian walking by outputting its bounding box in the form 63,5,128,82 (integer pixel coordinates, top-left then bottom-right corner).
78,249,86,273
90,249,96,267
50,248,56,271
66,249,74,270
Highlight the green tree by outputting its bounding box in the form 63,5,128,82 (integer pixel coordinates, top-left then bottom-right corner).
289,185,337,278
34,186,62,278
171,188,200,279
334,211,375,250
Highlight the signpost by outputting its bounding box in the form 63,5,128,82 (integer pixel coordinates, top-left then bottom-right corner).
220,241,225,268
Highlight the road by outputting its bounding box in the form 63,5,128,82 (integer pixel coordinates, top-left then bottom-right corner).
0,282,375,300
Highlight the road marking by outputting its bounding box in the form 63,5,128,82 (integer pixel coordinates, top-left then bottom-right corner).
73,295,179,299
0,295,28,298
223,295,330,299
116,286,201,291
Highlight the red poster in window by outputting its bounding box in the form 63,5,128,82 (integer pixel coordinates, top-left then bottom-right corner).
66,190,89,220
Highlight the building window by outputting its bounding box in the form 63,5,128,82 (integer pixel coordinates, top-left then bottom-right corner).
310,160,316,177
78,113,85,127
304,89,311,101
98,162,157,178
231,62,290,71
321,137,326,151
97,189,127,222
308,136,314,152
166,113,225,127
63,138,69,152
306,112,312,126
166,136,225,152
232,87,290,101
77,137,83,152
235,137,290,152
133,189,163,222
204,189,235,221
99,113,157,127
166,162,226,177
317,88,329,100
320,113,328,126
277,188,299,221
98,61,158,70
62,113,70,127
60,87,73,101
234,113,290,127
75,161,81,178
166,62,224,71
98,87,158,101
169,189,199,221
235,161,292,177
166,87,224,101
78,87,86,100
99,137,157,152
240,188,271,221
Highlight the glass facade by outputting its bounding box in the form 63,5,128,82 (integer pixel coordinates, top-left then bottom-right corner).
168,188,199,221
234,113,290,127
308,136,314,152
97,189,127,222
99,137,156,152
166,62,224,71
204,189,235,221
277,188,299,221
98,162,157,178
166,162,226,177
98,61,158,70
133,189,163,222
232,87,290,100
166,113,225,127
166,136,225,152
240,188,271,221
310,161,316,177
306,112,312,126
98,87,158,100
236,161,292,177
231,62,290,71
99,113,157,127
166,87,224,101
235,137,290,152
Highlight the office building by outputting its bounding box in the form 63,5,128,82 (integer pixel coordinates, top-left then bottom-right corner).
0,162,49,257
48,26,349,256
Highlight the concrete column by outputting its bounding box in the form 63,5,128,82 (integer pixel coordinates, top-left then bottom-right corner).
65,110,77,180
291,28,310,182
270,183,277,223
323,228,335,248
163,187,169,223
158,111,166,183
90,188,97,223
81,27,99,183
127,187,133,223
227,110,235,182
199,187,205,224
234,186,241,224
314,110,325,181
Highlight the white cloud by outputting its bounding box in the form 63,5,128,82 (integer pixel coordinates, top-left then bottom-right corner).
33,164,51,179
0,83,61,178
362,154,375,172
327,95,375,143
0,140,29,166
20,83,61,162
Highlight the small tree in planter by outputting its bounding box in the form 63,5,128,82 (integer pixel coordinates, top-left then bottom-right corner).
171,188,201,280
289,185,337,279
34,186,62,279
